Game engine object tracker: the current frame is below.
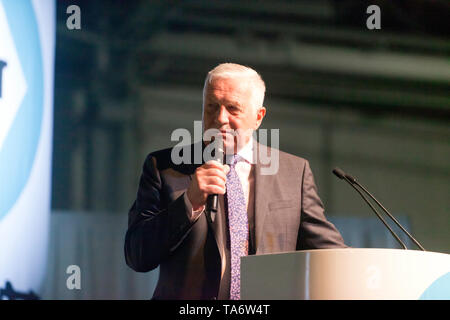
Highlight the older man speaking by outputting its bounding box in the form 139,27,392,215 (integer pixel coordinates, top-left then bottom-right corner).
124,63,346,300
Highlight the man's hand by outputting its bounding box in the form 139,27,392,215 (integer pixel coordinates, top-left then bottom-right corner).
186,161,230,211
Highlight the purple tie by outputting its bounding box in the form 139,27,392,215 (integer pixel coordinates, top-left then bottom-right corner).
225,154,249,300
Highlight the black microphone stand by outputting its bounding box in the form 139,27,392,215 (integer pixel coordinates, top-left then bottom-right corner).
341,174,407,250
345,174,426,251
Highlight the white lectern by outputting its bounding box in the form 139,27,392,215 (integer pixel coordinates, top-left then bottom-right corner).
241,248,450,299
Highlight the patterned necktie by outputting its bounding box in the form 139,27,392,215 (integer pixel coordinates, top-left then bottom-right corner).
225,154,249,300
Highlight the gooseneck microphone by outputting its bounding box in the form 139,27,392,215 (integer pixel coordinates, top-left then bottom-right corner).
336,168,425,251
332,167,409,250
333,167,426,250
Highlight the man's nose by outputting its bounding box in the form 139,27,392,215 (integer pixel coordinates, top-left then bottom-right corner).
216,105,229,124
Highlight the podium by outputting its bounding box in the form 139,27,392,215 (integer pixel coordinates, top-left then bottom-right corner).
241,248,450,299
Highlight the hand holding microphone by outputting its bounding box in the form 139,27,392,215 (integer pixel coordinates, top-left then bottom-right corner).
186,160,229,212
186,137,229,212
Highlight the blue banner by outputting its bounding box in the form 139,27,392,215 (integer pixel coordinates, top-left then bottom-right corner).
0,0,55,299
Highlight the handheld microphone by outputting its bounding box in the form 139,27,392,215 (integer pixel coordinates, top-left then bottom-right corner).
206,142,224,213
332,167,408,250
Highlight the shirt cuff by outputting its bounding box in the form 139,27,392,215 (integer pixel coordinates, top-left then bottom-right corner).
183,192,205,222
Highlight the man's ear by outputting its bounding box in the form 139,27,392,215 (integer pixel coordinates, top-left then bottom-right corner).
255,106,266,129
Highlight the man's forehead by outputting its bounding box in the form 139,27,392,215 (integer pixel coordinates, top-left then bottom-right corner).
205,77,252,97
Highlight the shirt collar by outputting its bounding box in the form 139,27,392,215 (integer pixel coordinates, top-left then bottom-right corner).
236,137,255,165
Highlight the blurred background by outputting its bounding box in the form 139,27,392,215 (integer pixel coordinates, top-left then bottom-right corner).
10,0,450,299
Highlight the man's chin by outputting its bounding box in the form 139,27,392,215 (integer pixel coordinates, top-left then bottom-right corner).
222,141,237,154
203,131,251,153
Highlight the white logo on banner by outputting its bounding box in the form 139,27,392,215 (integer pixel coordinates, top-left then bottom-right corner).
0,2,27,152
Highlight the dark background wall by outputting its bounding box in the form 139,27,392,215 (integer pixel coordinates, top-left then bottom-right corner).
52,0,449,253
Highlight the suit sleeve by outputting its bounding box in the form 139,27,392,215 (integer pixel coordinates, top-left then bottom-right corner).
297,160,347,249
124,154,196,272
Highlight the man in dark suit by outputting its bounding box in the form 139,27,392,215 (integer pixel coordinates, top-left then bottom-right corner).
124,63,346,300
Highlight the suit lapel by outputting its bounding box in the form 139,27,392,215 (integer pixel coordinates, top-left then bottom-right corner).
210,195,226,278
254,142,276,251
181,141,227,276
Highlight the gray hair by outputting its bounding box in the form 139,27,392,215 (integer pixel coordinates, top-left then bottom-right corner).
203,63,266,113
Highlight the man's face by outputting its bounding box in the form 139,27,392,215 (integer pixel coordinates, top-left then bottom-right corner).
203,77,266,153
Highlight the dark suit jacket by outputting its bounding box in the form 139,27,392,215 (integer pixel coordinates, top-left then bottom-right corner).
124,142,346,299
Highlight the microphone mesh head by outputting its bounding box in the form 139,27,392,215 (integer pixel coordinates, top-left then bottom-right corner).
332,168,346,179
